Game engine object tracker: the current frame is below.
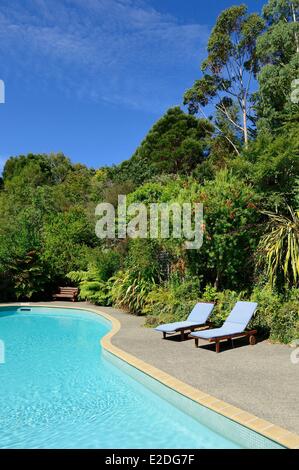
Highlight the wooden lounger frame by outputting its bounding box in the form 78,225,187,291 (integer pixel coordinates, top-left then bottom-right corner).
163,322,212,341
161,301,215,341
192,329,257,353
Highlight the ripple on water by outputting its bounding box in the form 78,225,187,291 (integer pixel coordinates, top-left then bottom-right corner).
0,308,240,449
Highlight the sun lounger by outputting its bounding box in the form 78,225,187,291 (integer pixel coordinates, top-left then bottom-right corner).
155,302,215,341
190,301,258,353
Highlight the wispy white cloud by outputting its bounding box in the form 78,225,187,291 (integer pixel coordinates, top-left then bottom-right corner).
0,0,209,112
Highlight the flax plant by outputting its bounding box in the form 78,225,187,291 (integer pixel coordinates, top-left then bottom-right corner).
258,207,299,288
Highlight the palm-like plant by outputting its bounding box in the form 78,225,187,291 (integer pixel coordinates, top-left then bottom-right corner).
110,269,156,315
258,207,299,288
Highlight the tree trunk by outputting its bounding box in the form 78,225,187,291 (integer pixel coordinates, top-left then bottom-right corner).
214,271,220,289
242,100,248,147
291,2,299,53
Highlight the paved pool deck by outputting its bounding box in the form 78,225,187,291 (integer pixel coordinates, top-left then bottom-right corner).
7,301,299,435
99,305,298,435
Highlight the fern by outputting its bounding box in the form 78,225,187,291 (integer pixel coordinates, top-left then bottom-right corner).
67,269,112,305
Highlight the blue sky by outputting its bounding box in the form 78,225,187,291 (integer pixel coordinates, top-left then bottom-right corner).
0,0,266,172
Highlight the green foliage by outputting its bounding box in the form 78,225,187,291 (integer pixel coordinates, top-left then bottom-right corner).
107,108,213,185
256,0,299,131
193,170,261,289
41,207,94,279
256,56,299,131
257,207,299,289
0,191,51,300
126,177,203,258
263,0,299,23
270,300,299,343
53,164,94,209
143,277,202,326
249,285,282,334
3,153,73,185
184,5,264,146
0,2,298,345
201,284,299,343
66,250,121,306
7,251,50,300
110,269,155,315
109,240,162,314
229,122,299,203
0,153,95,299
295,179,299,209
143,281,242,329
67,269,112,306
125,239,162,281
202,5,263,74
250,286,299,342
144,281,299,343
201,285,242,326
89,249,122,282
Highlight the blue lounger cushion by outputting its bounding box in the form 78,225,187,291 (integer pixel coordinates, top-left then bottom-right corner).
191,301,258,340
155,302,214,334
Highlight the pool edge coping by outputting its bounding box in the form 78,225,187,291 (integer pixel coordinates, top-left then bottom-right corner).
2,302,299,450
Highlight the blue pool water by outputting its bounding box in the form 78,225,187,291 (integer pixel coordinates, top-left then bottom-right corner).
0,306,243,449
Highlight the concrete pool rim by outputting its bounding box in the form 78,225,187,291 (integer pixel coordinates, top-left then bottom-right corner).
1,303,299,449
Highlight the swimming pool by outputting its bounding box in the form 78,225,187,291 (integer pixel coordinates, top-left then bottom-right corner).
0,306,282,449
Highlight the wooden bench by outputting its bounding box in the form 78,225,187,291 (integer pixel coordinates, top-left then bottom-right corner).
53,287,78,302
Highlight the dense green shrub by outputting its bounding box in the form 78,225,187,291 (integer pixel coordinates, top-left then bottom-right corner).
143,281,299,344
0,2,298,346
110,269,155,314
229,124,299,205
143,276,201,326
269,301,299,344
256,207,299,290
200,286,242,327
67,269,113,306
0,154,95,299
109,239,162,314
66,249,121,306
250,286,299,342
86,249,122,282
42,207,95,279
191,170,262,290
249,286,283,335
108,107,213,185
